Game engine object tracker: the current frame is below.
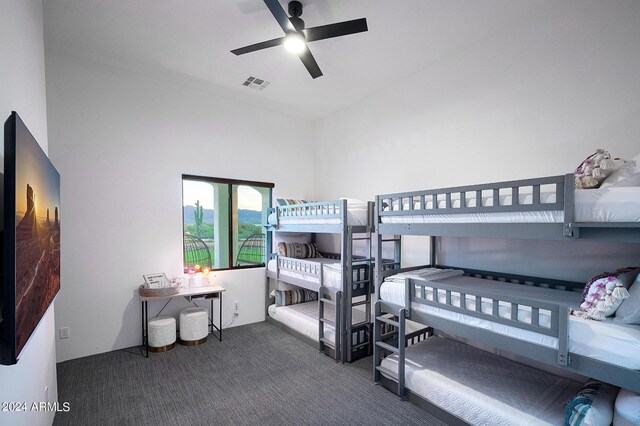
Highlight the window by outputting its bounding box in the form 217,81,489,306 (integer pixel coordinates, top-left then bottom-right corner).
182,175,273,272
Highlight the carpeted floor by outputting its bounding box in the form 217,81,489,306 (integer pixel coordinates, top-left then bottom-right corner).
54,322,446,426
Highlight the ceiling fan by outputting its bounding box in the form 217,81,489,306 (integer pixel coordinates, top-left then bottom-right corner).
231,0,368,79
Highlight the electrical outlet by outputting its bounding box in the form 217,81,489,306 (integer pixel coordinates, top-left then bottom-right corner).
59,327,70,339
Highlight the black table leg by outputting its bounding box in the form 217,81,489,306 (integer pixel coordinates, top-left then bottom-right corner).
144,301,149,358
219,292,223,342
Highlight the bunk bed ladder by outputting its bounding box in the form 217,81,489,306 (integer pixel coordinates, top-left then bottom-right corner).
319,287,342,361
373,301,406,398
344,226,375,362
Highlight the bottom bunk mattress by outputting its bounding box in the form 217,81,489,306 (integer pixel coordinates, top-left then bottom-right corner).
380,278,640,370
267,301,368,344
380,337,582,426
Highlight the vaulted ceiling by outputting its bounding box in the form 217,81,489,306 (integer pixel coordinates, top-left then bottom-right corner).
44,0,552,119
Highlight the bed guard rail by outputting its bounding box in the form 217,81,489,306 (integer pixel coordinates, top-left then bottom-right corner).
268,200,348,228
376,174,574,232
404,276,570,366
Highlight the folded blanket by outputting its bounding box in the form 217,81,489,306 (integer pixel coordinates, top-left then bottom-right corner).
385,267,464,284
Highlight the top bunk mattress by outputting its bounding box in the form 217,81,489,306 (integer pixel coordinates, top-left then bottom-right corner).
380,186,640,224
380,337,581,426
269,199,369,226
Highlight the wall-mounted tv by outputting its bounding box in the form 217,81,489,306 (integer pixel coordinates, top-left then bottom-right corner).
1,111,60,365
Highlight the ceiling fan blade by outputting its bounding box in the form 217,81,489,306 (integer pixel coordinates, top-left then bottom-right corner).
304,18,368,43
231,36,285,55
263,0,294,33
299,48,323,79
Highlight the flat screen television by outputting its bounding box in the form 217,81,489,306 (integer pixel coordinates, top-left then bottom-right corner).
1,111,60,365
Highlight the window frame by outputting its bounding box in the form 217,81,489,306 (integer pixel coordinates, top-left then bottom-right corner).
182,174,274,272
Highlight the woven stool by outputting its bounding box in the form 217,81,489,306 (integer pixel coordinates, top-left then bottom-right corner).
148,316,176,352
179,307,208,346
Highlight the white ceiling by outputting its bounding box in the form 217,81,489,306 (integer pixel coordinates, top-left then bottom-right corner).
43,0,552,120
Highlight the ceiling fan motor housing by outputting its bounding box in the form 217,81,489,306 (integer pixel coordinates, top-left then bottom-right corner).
288,1,303,17
288,1,304,31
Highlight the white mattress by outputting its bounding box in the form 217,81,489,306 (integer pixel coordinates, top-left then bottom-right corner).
380,279,640,369
380,337,581,426
269,199,369,226
267,302,368,344
381,187,640,223
267,258,343,290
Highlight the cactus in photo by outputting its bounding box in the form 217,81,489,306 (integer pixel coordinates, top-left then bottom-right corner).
194,200,203,237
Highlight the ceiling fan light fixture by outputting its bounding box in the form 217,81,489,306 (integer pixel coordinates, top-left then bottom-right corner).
283,32,306,54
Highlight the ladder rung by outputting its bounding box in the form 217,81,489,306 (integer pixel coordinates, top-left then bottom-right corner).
352,237,371,241
353,279,370,284
380,331,397,340
320,337,335,348
375,341,399,353
352,341,369,350
319,317,335,326
320,298,336,305
376,316,400,328
351,320,369,327
351,300,368,307
381,238,401,242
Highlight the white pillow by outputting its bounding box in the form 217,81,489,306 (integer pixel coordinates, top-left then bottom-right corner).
600,160,640,188
613,388,640,426
340,198,367,207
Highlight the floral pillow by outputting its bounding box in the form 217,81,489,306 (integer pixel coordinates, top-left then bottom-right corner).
573,268,638,321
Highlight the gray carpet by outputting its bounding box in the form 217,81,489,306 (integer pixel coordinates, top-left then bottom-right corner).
54,322,446,426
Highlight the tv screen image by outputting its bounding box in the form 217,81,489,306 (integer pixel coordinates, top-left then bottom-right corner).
2,111,60,364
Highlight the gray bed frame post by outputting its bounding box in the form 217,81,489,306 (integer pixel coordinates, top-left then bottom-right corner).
398,307,407,398
318,268,326,355
430,236,437,267
341,199,350,364
563,173,577,238
373,300,382,382
375,196,383,304
558,306,570,366
336,290,343,362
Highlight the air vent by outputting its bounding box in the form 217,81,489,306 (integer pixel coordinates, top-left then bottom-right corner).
242,76,270,90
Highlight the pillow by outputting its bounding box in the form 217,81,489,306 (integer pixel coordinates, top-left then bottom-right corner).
573,268,637,320
613,388,640,426
277,242,321,259
600,160,640,188
273,289,317,307
565,380,618,426
276,198,310,206
614,274,640,324
273,233,311,248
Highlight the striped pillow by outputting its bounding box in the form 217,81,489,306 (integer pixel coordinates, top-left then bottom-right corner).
277,242,321,259
273,289,318,307
276,198,309,206
565,380,618,426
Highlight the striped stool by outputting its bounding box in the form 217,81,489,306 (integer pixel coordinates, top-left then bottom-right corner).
179,307,208,346
148,316,176,352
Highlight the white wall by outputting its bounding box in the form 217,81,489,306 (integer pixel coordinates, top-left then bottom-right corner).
0,1,58,425
314,1,640,278
44,53,316,362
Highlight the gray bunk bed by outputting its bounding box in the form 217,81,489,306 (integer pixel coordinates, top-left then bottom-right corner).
264,199,376,362
371,173,640,423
